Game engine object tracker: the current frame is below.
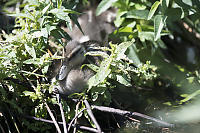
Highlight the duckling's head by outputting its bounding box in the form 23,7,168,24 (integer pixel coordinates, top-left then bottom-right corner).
57,40,86,81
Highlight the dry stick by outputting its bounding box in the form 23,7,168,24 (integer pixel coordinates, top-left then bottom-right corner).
73,102,81,133
8,108,20,133
84,99,102,133
45,102,62,133
24,115,99,133
91,105,174,127
57,94,68,133
0,123,5,133
3,115,12,133
68,108,87,132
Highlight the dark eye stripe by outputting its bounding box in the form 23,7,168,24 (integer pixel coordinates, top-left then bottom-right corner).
68,48,82,61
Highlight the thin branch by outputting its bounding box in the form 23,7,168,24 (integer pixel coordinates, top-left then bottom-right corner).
0,123,5,133
57,94,68,133
22,75,37,90
91,105,174,127
44,102,62,133
3,115,12,133
73,101,81,133
68,108,87,132
24,115,99,132
84,99,102,133
8,108,20,133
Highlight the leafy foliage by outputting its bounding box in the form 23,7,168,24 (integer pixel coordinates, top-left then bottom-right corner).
1,0,200,132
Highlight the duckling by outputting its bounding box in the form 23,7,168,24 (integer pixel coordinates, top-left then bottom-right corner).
56,40,101,95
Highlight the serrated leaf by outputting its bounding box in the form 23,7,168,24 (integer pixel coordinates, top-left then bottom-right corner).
147,1,160,20
96,0,117,16
154,15,167,41
24,43,36,58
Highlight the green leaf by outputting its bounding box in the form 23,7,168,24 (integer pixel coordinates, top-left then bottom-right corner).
157,39,167,49
24,43,36,58
69,14,84,35
166,8,183,22
154,15,167,41
115,41,134,60
42,64,49,74
116,74,131,86
180,90,200,103
88,58,111,89
49,9,72,28
57,0,62,8
138,31,154,42
96,0,117,16
126,9,149,20
161,0,169,13
118,27,133,33
9,13,34,21
23,58,40,65
90,86,106,101
63,9,81,15
114,11,127,27
187,77,195,83
82,64,99,72
42,3,51,15
23,91,38,100
70,14,84,35
31,28,48,38
50,28,71,45
127,45,141,67
147,1,160,20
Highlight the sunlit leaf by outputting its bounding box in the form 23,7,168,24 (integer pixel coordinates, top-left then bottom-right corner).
96,0,117,16
115,41,134,60
154,15,167,41
116,74,131,86
180,90,200,103
88,58,111,89
24,43,36,58
42,3,51,15
126,9,149,20
147,1,160,20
